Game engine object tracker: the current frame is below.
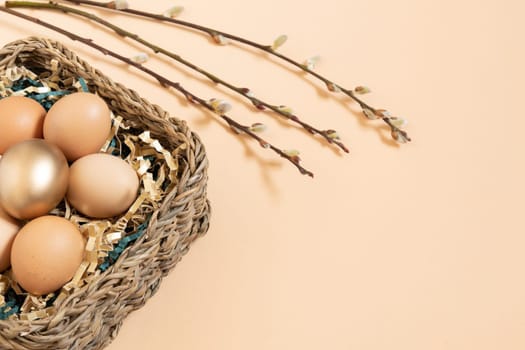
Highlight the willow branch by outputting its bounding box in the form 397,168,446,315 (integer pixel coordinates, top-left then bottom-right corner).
0,6,314,177
60,0,410,143
6,1,349,153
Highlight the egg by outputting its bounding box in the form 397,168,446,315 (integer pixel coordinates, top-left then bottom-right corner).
67,153,139,218
43,92,111,161
0,139,69,220
0,96,46,154
0,206,20,272
11,216,85,296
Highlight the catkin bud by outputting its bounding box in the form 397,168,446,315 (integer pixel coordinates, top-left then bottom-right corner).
390,117,408,128
271,35,288,50
130,52,149,64
163,6,184,18
324,129,340,140
108,0,129,10
354,86,371,94
326,82,341,93
391,130,409,143
209,98,232,114
363,108,378,120
374,109,392,118
212,33,229,45
249,123,267,133
277,105,294,115
303,55,321,70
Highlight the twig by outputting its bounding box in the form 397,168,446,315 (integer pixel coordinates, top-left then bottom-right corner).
6,1,349,153
0,6,314,177
60,0,410,143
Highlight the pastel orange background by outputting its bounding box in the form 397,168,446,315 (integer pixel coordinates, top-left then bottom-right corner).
2,0,525,349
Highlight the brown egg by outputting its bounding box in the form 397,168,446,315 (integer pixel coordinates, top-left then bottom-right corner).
0,206,20,272
11,216,85,296
0,96,46,154
43,92,111,161
67,153,139,218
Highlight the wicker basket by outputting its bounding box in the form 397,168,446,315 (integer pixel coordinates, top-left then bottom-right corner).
0,37,211,350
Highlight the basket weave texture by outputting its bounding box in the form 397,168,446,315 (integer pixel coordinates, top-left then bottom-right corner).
0,37,211,350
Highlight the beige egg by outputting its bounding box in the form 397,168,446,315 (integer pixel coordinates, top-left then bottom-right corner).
43,92,111,161
0,96,46,154
11,216,85,296
0,206,20,272
67,153,139,218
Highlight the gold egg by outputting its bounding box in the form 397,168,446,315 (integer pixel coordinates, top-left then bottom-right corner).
0,139,69,220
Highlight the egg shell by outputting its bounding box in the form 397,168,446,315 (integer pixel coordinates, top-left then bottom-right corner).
0,96,46,154
0,206,20,272
11,216,85,296
0,139,69,220
67,153,140,218
43,92,111,161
